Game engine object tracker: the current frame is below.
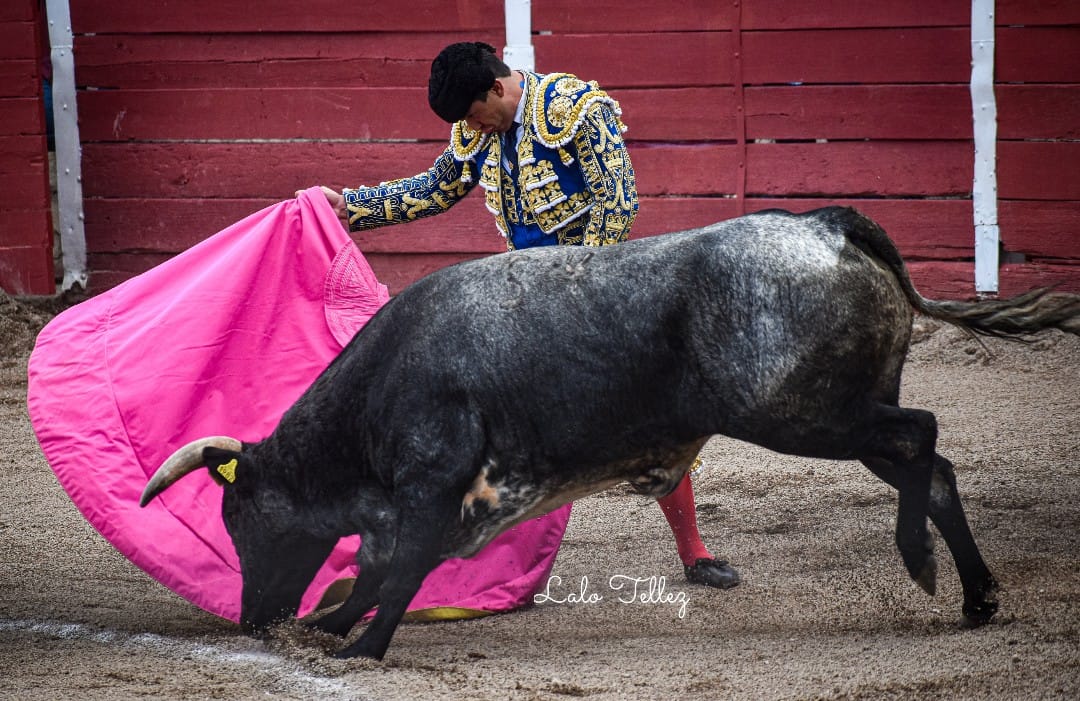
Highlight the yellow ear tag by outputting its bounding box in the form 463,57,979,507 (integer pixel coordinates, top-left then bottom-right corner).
216,458,238,484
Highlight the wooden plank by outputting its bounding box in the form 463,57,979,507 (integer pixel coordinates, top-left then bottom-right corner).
905,261,979,300
71,0,503,34
80,141,739,199
743,198,975,260
0,209,52,248
365,256,1080,301
85,249,993,301
75,86,736,143
82,194,982,261
998,27,1080,83
998,0,1080,26
0,135,49,209
0,134,49,169
362,252,1080,302
532,1,734,31
67,29,1076,113
74,30,727,91
533,33,730,88
746,85,973,140
75,30,730,90
83,195,743,256
0,60,40,98
80,142,446,199
999,262,1080,296
997,85,1080,141
746,142,974,198
82,196,503,254
83,197,274,253
0,97,45,135
0,245,53,295
75,27,1063,93
743,28,970,85
94,197,980,254
76,87,447,141
0,21,37,61
84,252,172,293
619,87,737,142
73,32,498,89
81,203,1080,300
632,144,739,196
90,252,1078,301
60,1,1065,38
640,197,977,261
742,1,968,29
998,142,1080,201
1000,201,1080,260
85,250,488,297
0,1,36,22
363,252,489,296
631,197,740,237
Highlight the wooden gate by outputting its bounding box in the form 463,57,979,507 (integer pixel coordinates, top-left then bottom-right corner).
0,1,52,295
4,0,1078,297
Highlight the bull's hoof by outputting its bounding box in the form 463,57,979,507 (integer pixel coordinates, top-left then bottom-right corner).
306,611,356,638
911,555,938,596
684,558,740,589
334,637,387,661
900,533,937,596
960,593,999,629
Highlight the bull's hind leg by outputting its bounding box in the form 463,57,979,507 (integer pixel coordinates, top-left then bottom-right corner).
859,404,940,596
926,454,999,625
862,454,999,626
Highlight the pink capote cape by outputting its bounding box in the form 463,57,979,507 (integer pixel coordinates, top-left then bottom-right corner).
28,187,570,623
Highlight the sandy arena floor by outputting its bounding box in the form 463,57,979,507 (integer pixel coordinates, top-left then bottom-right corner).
1,291,1077,699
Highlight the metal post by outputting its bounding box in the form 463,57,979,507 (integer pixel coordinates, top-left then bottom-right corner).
503,0,535,71
45,0,87,291
970,0,998,295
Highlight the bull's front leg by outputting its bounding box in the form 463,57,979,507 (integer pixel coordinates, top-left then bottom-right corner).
310,526,396,637
334,502,456,660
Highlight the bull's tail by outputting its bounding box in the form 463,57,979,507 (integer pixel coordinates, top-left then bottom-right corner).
915,288,1080,338
835,207,1080,339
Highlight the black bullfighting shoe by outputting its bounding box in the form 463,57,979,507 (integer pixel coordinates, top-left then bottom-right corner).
684,558,741,589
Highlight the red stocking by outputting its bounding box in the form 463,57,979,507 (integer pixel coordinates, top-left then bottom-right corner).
657,473,712,566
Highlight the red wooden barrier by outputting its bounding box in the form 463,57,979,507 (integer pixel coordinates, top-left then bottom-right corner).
0,0,52,295
3,0,1078,298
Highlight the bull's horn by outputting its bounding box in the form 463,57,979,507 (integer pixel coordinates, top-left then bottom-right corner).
140,436,242,507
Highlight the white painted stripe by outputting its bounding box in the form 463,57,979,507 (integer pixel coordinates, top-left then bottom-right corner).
504,0,535,71
0,618,361,698
971,0,999,294
44,0,88,292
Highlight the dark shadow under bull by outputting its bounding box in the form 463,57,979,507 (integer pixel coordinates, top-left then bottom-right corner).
141,207,1080,660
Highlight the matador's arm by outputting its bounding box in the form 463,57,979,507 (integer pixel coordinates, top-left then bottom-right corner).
342,147,478,232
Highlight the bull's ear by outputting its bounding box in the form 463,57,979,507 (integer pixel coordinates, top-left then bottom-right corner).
203,446,243,486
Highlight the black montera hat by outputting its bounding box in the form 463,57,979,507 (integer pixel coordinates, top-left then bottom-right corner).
428,42,498,123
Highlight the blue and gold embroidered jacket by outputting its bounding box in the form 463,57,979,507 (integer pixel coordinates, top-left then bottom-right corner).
342,72,638,249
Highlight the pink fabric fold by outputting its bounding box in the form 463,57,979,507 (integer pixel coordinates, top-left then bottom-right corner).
28,187,569,622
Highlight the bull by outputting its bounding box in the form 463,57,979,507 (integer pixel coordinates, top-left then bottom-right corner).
141,207,1080,660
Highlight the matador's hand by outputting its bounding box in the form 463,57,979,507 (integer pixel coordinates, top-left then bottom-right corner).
296,186,348,222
